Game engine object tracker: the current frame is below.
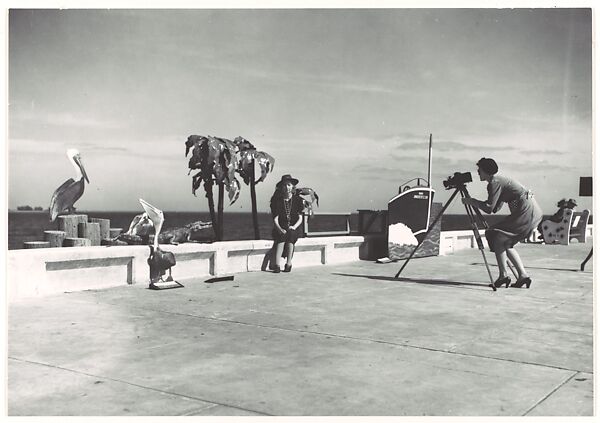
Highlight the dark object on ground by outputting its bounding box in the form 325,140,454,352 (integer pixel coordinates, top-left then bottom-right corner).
205,276,234,283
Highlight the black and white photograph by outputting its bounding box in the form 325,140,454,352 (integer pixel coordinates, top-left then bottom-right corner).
4,2,596,417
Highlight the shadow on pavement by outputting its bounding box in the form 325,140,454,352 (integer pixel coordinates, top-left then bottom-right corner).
469,262,581,273
332,273,492,289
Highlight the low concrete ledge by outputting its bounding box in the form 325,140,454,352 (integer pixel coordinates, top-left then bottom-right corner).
10,225,592,301
439,224,594,256
7,235,371,301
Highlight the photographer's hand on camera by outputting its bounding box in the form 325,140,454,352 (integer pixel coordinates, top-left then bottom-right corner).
461,197,476,207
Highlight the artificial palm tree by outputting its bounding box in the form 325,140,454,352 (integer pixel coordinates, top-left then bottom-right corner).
185,135,240,241
234,136,275,239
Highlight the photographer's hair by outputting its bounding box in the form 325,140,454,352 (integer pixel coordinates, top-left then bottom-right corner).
477,157,499,175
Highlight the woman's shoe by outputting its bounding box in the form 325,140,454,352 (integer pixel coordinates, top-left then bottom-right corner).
490,276,511,288
273,265,281,273
511,277,532,288
283,264,292,273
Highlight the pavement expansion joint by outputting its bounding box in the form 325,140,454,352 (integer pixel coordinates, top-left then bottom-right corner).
108,304,589,374
522,371,579,416
8,356,270,416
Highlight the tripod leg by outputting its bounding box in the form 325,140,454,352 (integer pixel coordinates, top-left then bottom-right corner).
478,248,497,291
461,196,496,291
394,188,460,278
580,247,592,271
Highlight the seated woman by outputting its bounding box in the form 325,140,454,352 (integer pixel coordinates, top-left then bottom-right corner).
270,174,303,273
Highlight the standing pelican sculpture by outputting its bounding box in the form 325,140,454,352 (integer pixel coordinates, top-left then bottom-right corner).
139,199,182,290
49,148,90,222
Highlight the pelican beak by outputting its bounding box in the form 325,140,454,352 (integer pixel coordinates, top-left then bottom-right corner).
139,199,164,228
74,154,90,183
139,199,164,249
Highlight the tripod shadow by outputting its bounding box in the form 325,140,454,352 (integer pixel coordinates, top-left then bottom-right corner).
333,272,491,289
469,262,580,273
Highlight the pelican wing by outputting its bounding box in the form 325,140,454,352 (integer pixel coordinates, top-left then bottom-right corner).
127,213,154,236
297,187,319,206
49,178,83,221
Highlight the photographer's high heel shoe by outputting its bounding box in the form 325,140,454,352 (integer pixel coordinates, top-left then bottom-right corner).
490,276,511,288
510,277,532,288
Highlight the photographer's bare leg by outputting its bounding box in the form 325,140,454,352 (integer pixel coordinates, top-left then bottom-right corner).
494,251,509,277
506,248,528,279
492,239,509,278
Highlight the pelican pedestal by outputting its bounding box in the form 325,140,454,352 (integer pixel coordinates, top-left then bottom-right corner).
23,241,50,249
90,218,111,240
78,222,101,246
44,230,66,248
63,237,92,247
58,215,88,238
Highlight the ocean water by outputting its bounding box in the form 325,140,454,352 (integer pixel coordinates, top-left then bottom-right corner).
8,211,355,250
7,210,563,250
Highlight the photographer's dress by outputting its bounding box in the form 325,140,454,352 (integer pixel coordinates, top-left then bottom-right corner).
483,175,543,251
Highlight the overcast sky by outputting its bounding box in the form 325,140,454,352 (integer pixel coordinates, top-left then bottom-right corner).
7,8,593,215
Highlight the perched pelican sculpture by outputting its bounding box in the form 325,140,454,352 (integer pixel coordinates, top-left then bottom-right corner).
49,149,90,222
139,199,182,289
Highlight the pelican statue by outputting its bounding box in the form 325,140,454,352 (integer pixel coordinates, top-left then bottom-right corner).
139,199,181,289
49,149,90,222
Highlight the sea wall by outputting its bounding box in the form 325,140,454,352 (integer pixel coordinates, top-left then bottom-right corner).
7,235,383,301
438,225,594,256
7,225,593,301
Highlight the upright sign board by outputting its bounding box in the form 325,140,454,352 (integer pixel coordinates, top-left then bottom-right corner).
387,187,441,260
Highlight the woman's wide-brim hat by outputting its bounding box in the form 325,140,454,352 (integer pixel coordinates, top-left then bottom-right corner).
567,198,578,208
276,174,299,187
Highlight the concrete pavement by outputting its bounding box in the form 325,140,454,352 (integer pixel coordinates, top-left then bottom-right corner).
7,242,594,415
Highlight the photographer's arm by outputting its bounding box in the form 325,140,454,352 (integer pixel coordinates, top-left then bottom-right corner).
463,181,502,214
475,180,503,214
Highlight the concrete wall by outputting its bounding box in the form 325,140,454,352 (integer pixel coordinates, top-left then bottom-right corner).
439,224,594,256
7,235,378,301
8,225,592,301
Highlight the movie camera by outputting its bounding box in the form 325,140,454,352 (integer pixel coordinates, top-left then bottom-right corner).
442,172,473,190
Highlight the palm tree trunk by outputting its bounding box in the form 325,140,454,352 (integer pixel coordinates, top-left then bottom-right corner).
250,159,260,239
204,180,219,240
218,182,225,241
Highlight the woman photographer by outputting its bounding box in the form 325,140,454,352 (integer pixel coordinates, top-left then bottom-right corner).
270,174,303,273
462,158,543,289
